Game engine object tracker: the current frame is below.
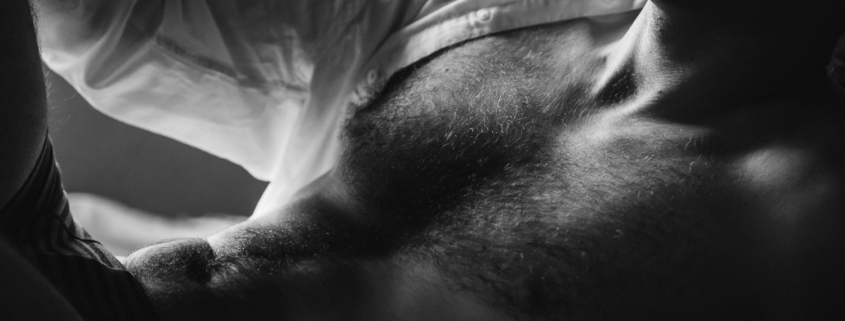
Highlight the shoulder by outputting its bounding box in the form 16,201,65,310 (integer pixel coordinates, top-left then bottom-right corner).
693,79,845,315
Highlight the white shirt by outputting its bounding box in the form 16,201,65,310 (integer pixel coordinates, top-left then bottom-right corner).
38,0,645,218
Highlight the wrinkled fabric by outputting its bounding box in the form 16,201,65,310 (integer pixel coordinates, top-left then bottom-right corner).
38,0,646,218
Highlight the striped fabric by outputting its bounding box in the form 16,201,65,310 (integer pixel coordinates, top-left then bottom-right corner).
0,138,158,321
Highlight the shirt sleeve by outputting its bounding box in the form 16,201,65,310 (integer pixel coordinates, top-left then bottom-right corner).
36,0,423,181
0,138,158,321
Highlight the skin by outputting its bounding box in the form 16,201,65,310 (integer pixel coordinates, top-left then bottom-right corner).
2,0,844,320
126,1,845,320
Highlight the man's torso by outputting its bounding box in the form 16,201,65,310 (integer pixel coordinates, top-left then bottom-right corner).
131,11,845,320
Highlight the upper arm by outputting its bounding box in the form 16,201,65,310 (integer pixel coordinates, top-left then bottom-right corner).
0,0,48,213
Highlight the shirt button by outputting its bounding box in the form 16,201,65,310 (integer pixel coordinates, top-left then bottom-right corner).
367,69,379,84
477,8,491,22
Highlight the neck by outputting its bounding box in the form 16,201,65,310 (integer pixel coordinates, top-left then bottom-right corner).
596,1,845,120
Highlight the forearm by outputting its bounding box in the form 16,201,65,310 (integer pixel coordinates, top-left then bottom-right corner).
0,0,48,215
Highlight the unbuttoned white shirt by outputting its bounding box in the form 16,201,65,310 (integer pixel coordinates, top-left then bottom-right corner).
38,0,645,218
